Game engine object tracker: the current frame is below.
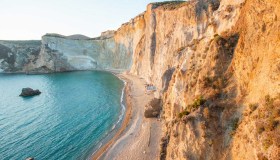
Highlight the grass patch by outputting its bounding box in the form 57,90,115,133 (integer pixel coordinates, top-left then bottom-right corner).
230,118,239,136
151,1,185,10
263,137,273,150
189,96,206,111
178,96,206,119
256,122,265,134
231,118,239,131
178,110,190,118
214,34,221,42
265,94,274,108
203,76,227,90
265,117,278,131
249,103,258,112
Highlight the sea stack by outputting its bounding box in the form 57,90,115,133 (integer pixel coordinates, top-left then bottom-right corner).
20,88,41,97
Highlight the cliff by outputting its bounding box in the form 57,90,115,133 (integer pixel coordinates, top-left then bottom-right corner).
27,27,144,73
0,0,279,159
128,0,280,160
0,16,145,73
0,40,41,72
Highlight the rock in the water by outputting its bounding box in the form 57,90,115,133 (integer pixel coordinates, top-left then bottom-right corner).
20,88,41,97
144,98,161,118
25,157,34,160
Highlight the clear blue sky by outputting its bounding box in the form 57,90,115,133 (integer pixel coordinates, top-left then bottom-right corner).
0,0,172,40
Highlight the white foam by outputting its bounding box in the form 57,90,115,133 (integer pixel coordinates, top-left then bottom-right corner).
87,76,127,160
115,77,127,126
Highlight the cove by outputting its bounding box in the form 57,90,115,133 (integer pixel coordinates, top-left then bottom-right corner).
0,71,125,160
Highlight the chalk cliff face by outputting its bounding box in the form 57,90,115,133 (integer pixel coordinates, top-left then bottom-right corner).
1,0,279,159
0,16,145,73
25,13,145,73
28,29,143,72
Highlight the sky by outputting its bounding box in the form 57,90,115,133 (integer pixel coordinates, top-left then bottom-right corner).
0,0,171,40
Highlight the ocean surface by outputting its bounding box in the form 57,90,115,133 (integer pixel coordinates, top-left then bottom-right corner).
0,71,125,160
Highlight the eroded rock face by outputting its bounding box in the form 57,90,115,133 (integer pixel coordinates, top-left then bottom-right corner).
0,20,145,73
144,98,161,118
0,40,41,73
128,0,280,159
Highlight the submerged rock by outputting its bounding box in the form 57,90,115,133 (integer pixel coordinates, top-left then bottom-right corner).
144,98,161,118
20,88,41,97
25,157,34,160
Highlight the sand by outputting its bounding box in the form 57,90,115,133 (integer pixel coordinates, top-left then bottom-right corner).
91,73,162,160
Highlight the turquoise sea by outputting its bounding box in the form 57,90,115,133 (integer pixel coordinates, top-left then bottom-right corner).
0,71,125,160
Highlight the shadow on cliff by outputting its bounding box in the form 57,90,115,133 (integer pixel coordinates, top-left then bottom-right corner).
195,0,220,36
181,34,240,160
202,34,240,160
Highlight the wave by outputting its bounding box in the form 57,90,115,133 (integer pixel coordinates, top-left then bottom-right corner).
87,75,127,159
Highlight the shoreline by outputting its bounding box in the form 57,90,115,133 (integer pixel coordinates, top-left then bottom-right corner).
1,70,133,160
0,68,126,75
93,74,161,160
91,73,133,160
1,71,161,159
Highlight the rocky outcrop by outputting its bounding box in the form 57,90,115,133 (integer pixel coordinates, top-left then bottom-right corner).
144,98,161,118
0,40,41,73
20,88,41,97
0,16,145,73
25,33,131,72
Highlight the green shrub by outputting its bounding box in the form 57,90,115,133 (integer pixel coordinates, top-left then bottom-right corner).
263,137,273,150
178,96,206,119
256,123,265,134
265,117,278,131
151,1,185,10
265,94,274,108
214,34,221,42
184,96,206,112
231,118,239,131
178,110,190,118
249,103,258,112
203,76,214,88
193,96,206,108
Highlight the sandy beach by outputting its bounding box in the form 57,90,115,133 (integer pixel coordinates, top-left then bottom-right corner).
91,73,162,160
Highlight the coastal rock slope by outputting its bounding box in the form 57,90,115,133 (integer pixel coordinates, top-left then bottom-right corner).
127,0,280,160
28,31,142,72
0,25,145,73
0,40,41,72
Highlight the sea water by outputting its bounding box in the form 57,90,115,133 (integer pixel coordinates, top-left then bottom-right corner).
0,71,125,160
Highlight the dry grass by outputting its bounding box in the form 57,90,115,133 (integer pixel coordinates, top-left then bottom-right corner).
178,96,206,119
256,122,265,134
263,136,273,150
253,94,280,151
249,103,258,112
151,1,186,10
203,107,210,119
257,153,268,160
